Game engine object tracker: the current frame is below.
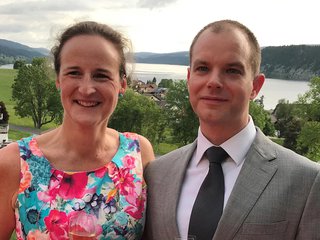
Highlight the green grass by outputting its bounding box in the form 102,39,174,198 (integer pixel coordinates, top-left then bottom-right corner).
9,129,31,140
0,69,58,130
155,142,179,155
0,69,16,110
0,69,33,127
10,232,16,240
269,137,285,145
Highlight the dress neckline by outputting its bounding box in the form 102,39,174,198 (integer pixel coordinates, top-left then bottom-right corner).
31,132,124,174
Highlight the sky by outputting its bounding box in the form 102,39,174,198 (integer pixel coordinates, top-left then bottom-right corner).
0,0,319,53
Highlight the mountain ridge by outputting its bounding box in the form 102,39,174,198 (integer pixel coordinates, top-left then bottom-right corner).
1,39,320,81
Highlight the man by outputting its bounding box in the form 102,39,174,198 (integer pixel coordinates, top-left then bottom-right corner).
143,20,320,240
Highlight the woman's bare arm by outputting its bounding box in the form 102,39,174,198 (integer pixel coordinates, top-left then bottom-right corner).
138,135,155,169
0,143,20,238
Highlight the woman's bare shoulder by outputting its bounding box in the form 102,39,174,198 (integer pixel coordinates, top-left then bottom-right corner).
137,134,155,168
0,142,20,176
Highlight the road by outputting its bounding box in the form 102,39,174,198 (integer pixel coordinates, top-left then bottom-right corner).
9,124,41,135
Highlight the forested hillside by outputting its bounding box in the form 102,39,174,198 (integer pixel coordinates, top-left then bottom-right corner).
1,38,320,81
0,39,47,65
135,45,320,81
261,45,320,81
134,51,189,65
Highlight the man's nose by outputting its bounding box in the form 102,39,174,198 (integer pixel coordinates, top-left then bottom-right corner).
207,71,223,89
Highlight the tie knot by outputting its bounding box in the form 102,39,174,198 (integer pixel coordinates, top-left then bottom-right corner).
206,146,228,164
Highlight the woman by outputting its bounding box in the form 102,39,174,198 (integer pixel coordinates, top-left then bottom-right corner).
0,21,154,239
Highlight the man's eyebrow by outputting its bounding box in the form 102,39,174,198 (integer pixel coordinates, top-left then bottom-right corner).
192,59,208,66
227,61,245,70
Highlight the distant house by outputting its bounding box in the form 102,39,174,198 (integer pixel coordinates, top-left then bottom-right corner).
131,80,168,107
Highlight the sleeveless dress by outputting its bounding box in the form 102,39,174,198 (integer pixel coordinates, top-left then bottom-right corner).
15,132,146,240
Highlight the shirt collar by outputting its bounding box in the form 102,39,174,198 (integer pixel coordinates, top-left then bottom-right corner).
194,116,256,166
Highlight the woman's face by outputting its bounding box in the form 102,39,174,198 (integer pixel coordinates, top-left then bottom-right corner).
56,34,126,127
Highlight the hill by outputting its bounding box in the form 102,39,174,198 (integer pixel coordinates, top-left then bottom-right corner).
261,45,320,81
0,39,48,65
135,51,189,66
135,45,320,81
1,39,320,81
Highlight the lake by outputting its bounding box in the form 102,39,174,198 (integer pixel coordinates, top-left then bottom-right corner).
1,63,310,110
132,63,310,110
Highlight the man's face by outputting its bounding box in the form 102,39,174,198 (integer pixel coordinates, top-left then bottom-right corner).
187,28,264,132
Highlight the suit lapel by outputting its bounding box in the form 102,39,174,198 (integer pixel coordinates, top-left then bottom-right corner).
214,129,277,239
164,141,197,237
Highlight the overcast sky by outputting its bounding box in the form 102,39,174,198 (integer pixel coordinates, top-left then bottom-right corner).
0,0,319,53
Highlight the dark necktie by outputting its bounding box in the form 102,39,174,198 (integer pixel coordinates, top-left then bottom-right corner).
188,146,229,240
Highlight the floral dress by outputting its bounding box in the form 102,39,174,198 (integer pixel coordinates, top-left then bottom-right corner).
15,132,146,240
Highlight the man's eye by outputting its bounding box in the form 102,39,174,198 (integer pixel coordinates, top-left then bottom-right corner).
226,68,242,74
195,66,208,72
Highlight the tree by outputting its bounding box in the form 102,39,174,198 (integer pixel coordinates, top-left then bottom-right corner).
293,76,320,160
297,76,320,121
249,99,275,136
158,79,174,88
13,60,26,69
165,80,198,146
109,89,166,147
12,57,62,129
152,77,157,84
0,101,9,124
297,121,320,161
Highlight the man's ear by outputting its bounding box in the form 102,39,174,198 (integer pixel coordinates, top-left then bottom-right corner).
187,67,191,91
250,74,265,100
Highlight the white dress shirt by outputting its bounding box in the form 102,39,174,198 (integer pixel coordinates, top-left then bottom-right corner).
177,117,257,239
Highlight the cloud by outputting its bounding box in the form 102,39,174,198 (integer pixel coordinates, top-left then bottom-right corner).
136,0,178,9
0,0,94,14
0,23,26,33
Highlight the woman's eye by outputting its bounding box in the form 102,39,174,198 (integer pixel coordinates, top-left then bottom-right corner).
93,73,110,81
67,71,81,76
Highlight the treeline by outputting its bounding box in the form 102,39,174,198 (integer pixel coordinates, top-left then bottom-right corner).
0,39,46,65
1,38,320,81
261,45,320,81
6,57,320,160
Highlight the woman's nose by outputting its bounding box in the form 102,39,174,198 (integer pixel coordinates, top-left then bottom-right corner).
78,74,96,95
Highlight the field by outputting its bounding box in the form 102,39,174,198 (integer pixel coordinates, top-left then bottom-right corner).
0,68,57,130
0,69,34,127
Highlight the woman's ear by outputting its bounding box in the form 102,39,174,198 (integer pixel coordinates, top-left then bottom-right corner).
56,78,60,91
120,75,127,94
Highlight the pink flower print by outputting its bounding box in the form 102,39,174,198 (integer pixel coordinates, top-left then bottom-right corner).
38,170,63,203
124,180,142,206
59,172,88,199
26,230,48,240
19,159,32,193
95,165,108,178
123,132,138,140
29,138,43,157
125,187,146,219
44,210,68,240
15,212,23,240
123,155,136,169
108,163,135,196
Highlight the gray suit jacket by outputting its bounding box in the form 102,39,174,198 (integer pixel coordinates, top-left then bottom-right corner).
143,128,320,240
